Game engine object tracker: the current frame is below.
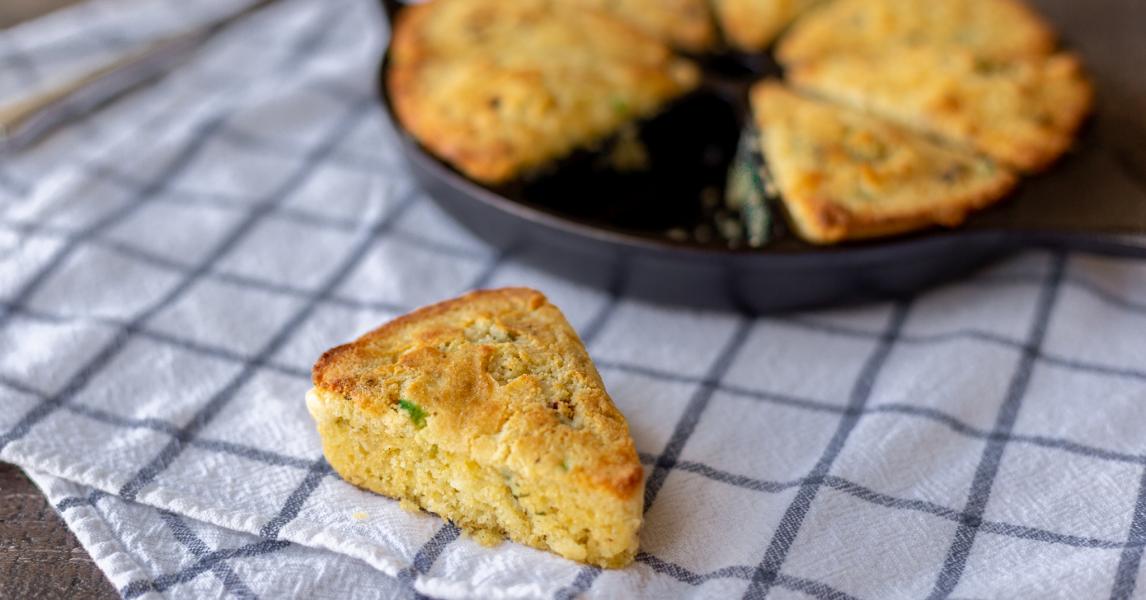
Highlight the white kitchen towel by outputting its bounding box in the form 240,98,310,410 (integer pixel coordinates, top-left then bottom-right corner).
4,0,1146,598
24,468,410,599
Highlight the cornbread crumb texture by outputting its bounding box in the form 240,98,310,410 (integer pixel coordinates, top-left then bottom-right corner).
308,288,643,568
777,0,1057,64
387,0,699,184
752,81,1017,244
787,46,1094,173
712,0,820,51
568,0,717,52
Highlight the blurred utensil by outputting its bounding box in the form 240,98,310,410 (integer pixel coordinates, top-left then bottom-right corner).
0,0,279,151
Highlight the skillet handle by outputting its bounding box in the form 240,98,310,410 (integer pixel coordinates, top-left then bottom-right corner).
1015,230,1146,260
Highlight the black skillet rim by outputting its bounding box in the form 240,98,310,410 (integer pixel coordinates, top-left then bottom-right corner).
378,63,1031,268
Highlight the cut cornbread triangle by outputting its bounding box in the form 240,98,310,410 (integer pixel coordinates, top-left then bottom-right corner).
307,288,643,568
786,46,1094,173
777,0,1056,65
751,81,1018,244
387,0,700,184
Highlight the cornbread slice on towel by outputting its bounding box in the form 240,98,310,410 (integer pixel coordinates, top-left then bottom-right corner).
777,0,1056,65
387,0,700,184
711,0,821,52
307,288,643,568
751,81,1017,244
787,46,1093,173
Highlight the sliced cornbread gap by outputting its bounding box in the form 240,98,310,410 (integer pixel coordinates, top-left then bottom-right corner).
752,81,1018,244
787,46,1094,173
777,0,1057,65
711,0,821,52
307,288,643,568
387,0,700,184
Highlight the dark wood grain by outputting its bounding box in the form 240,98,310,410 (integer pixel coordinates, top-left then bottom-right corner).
0,0,80,29
0,462,119,600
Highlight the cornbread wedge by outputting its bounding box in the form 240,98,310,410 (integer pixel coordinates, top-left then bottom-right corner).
752,81,1017,244
712,0,820,51
307,288,643,568
569,0,717,52
387,0,700,184
777,0,1056,65
787,47,1094,173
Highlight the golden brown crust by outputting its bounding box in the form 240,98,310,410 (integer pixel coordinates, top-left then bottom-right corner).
387,0,699,184
311,288,644,565
751,81,1019,244
787,47,1094,173
712,0,820,51
310,288,643,566
313,289,546,394
777,0,1057,65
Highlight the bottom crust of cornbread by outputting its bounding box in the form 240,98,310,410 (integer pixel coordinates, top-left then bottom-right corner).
306,288,643,568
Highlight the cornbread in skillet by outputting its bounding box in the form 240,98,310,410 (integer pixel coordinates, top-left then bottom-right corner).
569,0,716,52
387,0,700,184
711,0,820,51
307,288,643,568
751,81,1017,244
787,47,1093,173
777,0,1056,65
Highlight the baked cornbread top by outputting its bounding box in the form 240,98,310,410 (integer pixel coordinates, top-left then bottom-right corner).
569,0,716,52
312,288,642,500
777,0,1056,65
751,81,1017,243
387,0,700,184
788,47,1093,173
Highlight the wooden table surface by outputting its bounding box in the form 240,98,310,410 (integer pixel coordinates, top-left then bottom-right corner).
0,0,80,30
0,464,119,599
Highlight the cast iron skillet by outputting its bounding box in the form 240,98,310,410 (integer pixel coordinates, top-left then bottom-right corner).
375,0,1146,313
